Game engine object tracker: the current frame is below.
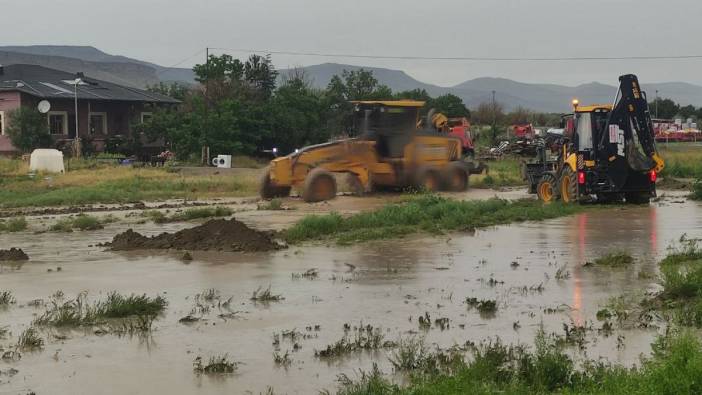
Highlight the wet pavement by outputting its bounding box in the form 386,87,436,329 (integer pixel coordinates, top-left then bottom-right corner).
0,192,700,394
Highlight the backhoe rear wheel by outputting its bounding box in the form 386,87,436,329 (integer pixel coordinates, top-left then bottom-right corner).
302,168,337,203
442,162,470,192
560,167,579,204
537,173,558,203
414,167,441,192
259,168,291,200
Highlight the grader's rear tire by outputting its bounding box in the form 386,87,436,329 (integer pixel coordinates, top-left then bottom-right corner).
537,173,558,203
559,167,579,204
302,168,337,203
414,167,441,192
442,162,469,192
259,168,291,199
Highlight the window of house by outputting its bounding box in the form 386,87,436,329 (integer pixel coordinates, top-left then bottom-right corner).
141,112,153,123
0,111,4,135
89,112,107,135
48,111,68,135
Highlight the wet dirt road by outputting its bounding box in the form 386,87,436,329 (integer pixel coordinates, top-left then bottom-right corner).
0,192,699,394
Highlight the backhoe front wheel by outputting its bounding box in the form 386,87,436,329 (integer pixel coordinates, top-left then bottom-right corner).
537,173,558,203
302,168,338,203
559,167,579,204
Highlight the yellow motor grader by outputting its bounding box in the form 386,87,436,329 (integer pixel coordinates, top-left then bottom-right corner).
260,100,476,202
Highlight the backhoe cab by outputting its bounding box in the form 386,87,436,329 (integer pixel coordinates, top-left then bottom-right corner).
260,100,473,202
528,74,664,204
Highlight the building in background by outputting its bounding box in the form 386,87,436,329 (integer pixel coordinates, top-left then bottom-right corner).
0,64,178,156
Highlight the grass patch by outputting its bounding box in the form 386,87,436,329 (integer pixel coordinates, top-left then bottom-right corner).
593,251,635,267
0,217,28,233
250,286,284,302
329,330,702,395
470,158,524,189
142,207,232,223
658,144,702,179
0,291,16,306
285,195,584,245
315,325,390,358
193,354,238,374
0,165,258,208
258,198,284,211
465,298,498,315
34,292,167,327
17,327,43,351
50,214,107,232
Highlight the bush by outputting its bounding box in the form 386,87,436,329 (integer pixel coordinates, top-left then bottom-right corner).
6,108,53,153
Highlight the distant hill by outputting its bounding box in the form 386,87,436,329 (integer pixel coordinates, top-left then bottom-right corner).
3,47,702,113
281,63,702,113
0,45,195,88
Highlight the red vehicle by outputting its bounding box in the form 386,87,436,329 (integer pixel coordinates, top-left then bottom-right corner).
447,117,475,157
511,124,536,140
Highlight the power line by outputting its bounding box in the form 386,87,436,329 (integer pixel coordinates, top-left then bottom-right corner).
156,49,206,75
209,47,702,62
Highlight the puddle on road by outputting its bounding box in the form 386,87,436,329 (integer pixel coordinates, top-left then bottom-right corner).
0,197,701,394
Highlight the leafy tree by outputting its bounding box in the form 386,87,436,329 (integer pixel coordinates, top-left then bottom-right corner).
649,98,679,119
472,101,505,125
679,104,697,120
427,94,470,118
506,106,532,125
394,89,431,102
6,108,53,153
146,82,191,101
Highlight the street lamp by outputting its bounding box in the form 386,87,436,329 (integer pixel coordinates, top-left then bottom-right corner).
72,78,82,157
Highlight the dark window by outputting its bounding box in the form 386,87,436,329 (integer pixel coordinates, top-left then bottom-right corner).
49,113,67,135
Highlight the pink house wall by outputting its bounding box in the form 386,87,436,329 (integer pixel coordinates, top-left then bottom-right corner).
0,91,22,154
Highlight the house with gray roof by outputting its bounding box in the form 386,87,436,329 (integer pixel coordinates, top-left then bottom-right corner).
0,64,179,155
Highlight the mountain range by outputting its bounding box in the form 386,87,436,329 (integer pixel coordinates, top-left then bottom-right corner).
2,45,702,113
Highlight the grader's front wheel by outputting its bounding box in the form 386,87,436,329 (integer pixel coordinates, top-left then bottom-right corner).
302,168,338,203
442,162,470,192
259,168,291,200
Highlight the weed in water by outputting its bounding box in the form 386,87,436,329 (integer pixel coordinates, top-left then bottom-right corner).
0,217,28,233
466,297,498,315
292,268,319,280
193,354,238,374
50,215,105,232
251,286,284,302
555,265,571,280
273,350,292,367
315,325,390,358
258,198,284,211
169,207,232,222
17,327,43,351
0,291,15,306
593,251,635,267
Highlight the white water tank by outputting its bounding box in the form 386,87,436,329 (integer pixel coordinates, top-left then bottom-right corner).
211,155,232,169
29,149,65,173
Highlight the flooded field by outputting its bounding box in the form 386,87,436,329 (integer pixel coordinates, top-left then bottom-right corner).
0,192,699,394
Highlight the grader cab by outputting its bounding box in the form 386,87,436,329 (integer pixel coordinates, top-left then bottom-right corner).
260,100,473,202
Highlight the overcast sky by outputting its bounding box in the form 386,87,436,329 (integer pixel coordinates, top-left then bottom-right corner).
2,0,702,86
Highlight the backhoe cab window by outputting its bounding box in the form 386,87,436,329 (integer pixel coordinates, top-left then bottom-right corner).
575,113,593,150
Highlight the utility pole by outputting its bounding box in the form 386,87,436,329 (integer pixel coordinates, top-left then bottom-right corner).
655,89,659,119
491,90,497,143
202,47,210,166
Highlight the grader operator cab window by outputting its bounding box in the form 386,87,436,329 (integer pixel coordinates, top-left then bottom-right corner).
354,105,419,158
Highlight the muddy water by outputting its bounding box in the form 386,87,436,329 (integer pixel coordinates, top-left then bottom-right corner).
0,194,700,394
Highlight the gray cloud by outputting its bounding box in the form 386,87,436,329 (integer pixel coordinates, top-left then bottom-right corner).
2,0,701,85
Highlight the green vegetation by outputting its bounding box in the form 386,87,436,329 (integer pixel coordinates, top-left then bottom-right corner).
193,354,238,374
659,144,702,180
17,327,43,351
143,206,233,223
465,298,498,315
0,166,258,208
34,292,167,327
285,195,584,245
50,214,107,232
329,330,702,395
471,159,524,188
5,107,53,153
258,198,284,211
0,291,16,305
250,286,284,302
315,325,389,358
0,217,28,233
593,251,635,267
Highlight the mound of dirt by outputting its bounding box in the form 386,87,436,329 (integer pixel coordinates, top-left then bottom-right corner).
107,219,282,252
0,248,29,261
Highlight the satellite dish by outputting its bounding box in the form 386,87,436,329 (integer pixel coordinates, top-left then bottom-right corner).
37,100,51,114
